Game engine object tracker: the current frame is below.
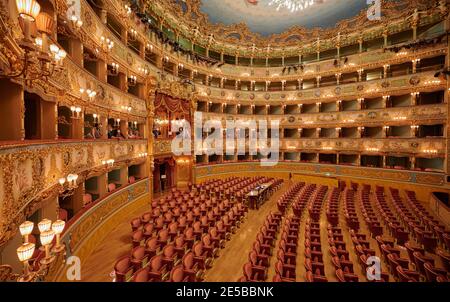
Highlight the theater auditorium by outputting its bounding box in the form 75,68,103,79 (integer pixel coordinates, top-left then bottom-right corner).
0,0,449,283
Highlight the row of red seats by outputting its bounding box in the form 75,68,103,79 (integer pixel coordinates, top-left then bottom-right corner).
115,177,263,282
326,188,341,226
277,183,305,214
274,216,300,281
305,219,327,282
304,185,328,282
292,184,316,217
362,185,449,282
117,201,246,282
373,187,408,245
405,190,450,251
241,212,283,281
389,188,433,249
360,185,384,238
329,225,359,282
307,186,328,222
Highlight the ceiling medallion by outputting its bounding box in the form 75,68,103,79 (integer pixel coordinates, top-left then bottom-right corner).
268,0,318,13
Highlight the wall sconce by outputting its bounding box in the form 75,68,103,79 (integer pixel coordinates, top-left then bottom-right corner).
14,217,65,282
1,1,68,82
115,118,121,126
16,0,40,41
393,116,406,121
19,221,34,243
16,242,36,282
124,4,132,15
121,105,132,112
366,147,380,152
100,36,114,52
69,10,83,29
58,174,79,197
129,29,137,41
102,159,115,167
422,149,438,155
138,66,149,76
424,79,442,86
79,88,97,101
138,152,148,158
39,230,55,266
93,113,99,123
146,43,153,52
108,62,119,76
70,106,82,118
51,220,66,253
128,75,137,86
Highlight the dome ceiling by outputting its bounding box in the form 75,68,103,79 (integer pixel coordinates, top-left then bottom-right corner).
199,0,368,37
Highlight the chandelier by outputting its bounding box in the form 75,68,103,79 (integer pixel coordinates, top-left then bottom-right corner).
268,0,317,12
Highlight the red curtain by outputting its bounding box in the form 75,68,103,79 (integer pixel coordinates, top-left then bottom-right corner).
155,93,191,115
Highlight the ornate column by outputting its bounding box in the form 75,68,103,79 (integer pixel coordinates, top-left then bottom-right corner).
146,77,157,201
55,100,59,140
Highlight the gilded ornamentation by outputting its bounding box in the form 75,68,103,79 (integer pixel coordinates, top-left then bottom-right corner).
0,140,147,246
143,0,440,57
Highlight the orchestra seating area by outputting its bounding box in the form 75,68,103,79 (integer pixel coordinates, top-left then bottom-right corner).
239,181,449,282
113,177,283,282
109,177,450,282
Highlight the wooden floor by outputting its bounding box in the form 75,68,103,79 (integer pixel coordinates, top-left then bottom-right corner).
80,182,446,282
81,205,149,282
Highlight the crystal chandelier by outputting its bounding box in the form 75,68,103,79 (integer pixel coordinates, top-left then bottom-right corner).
268,0,316,12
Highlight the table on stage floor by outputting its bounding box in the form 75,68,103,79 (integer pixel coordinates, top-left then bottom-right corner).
247,182,273,210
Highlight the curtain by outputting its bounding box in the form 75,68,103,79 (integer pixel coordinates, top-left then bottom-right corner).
155,93,191,115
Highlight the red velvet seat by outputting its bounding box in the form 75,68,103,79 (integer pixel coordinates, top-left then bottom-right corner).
143,223,155,239
131,246,148,271
305,270,328,282
131,218,142,232
396,266,420,282
132,230,145,248
132,267,149,282
336,269,359,282
192,242,213,269
157,229,170,247
202,234,219,258
275,260,295,281
114,256,133,282
423,262,448,282
169,265,191,282
145,237,160,260
182,252,204,281
242,262,266,282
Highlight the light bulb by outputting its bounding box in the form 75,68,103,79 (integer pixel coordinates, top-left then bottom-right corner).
49,44,59,54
